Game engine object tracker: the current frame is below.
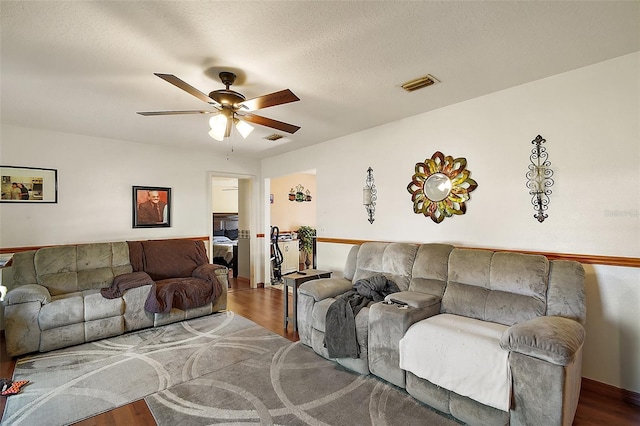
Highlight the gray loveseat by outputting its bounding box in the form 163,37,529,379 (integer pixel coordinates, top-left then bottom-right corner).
297,242,585,426
3,239,228,357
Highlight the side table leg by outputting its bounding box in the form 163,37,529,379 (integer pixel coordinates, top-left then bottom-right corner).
293,281,298,332
283,281,288,329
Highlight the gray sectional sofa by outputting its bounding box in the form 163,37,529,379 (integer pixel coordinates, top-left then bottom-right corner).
3,240,228,357
297,242,585,426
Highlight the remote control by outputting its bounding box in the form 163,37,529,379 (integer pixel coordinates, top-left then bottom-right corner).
298,271,307,275
389,298,408,306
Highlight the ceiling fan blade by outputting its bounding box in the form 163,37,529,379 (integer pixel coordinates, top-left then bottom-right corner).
137,110,216,116
240,113,300,134
154,73,220,106
239,89,300,111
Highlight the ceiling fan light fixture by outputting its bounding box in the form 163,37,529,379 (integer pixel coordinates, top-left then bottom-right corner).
209,114,227,141
209,114,226,129
235,119,254,139
401,74,440,92
208,127,225,141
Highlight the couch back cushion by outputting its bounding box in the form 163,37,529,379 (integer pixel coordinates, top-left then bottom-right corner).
547,260,586,325
129,239,209,280
12,250,38,287
408,243,454,297
33,242,133,296
442,248,549,326
352,242,418,291
343,245,360,281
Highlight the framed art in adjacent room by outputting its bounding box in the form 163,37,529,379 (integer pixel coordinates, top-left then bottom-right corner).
0,166,58,203
132,186,171,228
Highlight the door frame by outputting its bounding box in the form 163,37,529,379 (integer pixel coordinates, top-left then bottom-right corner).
208,171,258,288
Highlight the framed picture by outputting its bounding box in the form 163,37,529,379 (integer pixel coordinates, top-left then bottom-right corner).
132,186,171,228
1,166,58,203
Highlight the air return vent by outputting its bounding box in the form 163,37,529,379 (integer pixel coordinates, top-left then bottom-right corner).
401,74,440,92
264,133,284,141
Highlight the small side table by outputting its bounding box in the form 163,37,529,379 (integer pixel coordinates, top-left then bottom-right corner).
282,269,332,331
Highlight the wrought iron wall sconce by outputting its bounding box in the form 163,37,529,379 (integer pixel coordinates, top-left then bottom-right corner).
363,167,377,224
526,135,554,222
289,184,312,202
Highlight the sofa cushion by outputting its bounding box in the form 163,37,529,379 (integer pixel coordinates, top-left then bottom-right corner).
31,243,133,295
77,243,113,271
311,298,335,333
39,272,79,296
83,289,124,321
343,245,360,281
443,249,548,326
547,260,586,325
39,293,84,330
76,244,119,291
352,242,418,291
400,314,511,412
409,244,454,296
11,251,38,286
129,239,208,280
35,246,78,296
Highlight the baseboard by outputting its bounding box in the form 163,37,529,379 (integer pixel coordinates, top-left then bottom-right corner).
582,377,640,407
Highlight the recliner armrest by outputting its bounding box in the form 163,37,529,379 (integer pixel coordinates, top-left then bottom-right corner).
500,316,585,365
192,263,229,293
299,277,351,301
383,291,440,309
4,284,51,305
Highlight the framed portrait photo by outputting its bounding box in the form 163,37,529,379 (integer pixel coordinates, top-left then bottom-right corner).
1,166,58,203
132,186,171,228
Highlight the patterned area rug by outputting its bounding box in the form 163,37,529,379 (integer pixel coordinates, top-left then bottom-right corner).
3,312,459,425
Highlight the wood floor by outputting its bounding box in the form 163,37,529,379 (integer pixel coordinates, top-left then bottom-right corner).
1,278,638,425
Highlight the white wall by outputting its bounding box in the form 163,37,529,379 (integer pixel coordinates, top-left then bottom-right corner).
0,124,259,247
211,177,239,213
270,172,317,232
262,53,640,392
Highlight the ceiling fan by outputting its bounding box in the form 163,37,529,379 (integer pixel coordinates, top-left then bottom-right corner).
137,71,300,141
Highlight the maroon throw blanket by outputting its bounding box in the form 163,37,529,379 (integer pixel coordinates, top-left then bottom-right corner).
101,272,155,299
102,264,224,314
127,239,209,280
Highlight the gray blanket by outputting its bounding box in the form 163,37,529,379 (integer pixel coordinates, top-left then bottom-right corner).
324,275,400,359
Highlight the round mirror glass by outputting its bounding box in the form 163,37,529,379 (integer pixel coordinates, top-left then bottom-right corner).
424,173,452,202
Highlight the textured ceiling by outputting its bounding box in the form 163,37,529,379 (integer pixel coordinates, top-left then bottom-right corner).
1,1,639,159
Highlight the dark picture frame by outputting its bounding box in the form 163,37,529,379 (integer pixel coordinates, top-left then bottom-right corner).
132,186,171,228
0,165,58,203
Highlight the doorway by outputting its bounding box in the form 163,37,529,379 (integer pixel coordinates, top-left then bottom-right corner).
267,170,317,286
210,174,256,288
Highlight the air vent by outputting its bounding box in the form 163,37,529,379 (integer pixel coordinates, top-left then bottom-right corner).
264,133,284,141
401,74,440,92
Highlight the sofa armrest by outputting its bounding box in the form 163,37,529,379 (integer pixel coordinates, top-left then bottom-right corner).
383,291,441,309
192,263,227,278
299,277,352,302
500,316,585,365
4,284,51,306
192,263,228,295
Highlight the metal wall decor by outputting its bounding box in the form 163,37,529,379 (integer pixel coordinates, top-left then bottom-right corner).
526,134,554,222
363,167,377,224
407,151,477,223
289,184,312,202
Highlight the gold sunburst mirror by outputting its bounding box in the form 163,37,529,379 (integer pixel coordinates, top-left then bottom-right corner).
407,151,478,223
